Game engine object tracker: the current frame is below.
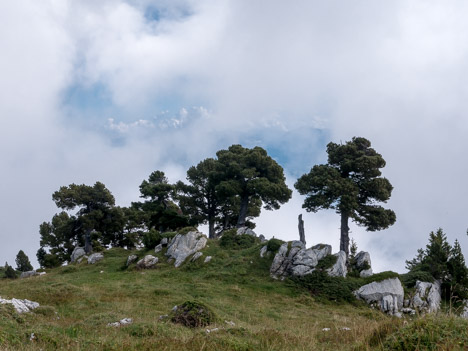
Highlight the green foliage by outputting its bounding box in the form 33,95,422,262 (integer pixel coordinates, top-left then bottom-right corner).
178,226,198,234
170,301,216,328
382,314,468,350
266,238,283,253
142,229,161,250
216,144,292,227
291,271,361,303
361,271,400,285
4,264,17,279
315,254,338,270
15,250,33,272
133,170,189,233
400,270,434,289
220,229,258,249
406,228,468,300
295,137,395,256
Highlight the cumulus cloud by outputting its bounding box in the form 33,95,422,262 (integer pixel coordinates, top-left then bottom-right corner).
1,0,467,272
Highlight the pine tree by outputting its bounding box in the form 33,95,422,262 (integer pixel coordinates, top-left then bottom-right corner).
15,250,33,272
4,263,17,279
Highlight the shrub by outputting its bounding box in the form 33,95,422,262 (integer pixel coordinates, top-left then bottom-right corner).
291,271,361,303
400,269,434,289
170,301,215,328
4,265,17,279
315,254,338,270
362,271,400,285
266,238,283,253
142,229,161,250
220,229,257,249
178,227,198,235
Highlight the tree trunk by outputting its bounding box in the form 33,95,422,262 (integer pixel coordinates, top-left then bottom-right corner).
208,217,215,239
236,196,249,228
298,214,306,245
84,229,93,254
340,212,350,258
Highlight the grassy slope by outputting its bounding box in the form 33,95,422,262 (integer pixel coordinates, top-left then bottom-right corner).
0,241,467,351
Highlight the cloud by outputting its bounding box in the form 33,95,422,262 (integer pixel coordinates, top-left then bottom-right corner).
1,0,467,273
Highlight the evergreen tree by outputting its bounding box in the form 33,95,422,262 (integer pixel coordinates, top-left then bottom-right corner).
295,137,395,257
448,239,468,300
216,145,292,227
133,171,189,232
15,250,33,272
4,263,17,279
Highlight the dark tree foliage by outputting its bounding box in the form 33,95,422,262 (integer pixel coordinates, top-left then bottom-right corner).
15,250,33,272
4,264,17,279
133,171,189,232
295,137,395,257
406,229,468,301
39,182,127,264
176,158,223,239
216,145,292,228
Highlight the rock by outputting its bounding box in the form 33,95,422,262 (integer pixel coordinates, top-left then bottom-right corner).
260,245,268,258
20,270,38,279
236,227,256,236
154,244,163,253
355,251,373,275
411,280,441,313
354,278,404,316
401,308,416,315
258,234,266,242
136,255,159,269
77,256,88,264
204,256,212,263
461,301,468,319
126,255,138,266
0,297,40,313
161,237,169,246
360,269,373,278
191,252,203,262
87,252,104,264
38,272,46,276
71,247,86,263
311,244,332,261
326,251,347,277
270,241,317,279
107,318,133,327
166,231,208,268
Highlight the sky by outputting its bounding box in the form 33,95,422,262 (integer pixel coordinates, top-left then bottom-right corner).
1,0,468,273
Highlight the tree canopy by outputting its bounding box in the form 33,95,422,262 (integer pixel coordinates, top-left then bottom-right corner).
295,137,396,257
216,145,292,227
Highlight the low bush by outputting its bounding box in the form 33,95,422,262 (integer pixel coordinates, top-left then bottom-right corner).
220,229,258,249
291,271,362,303
266,238,283,253
170,301,216,328
315,255,337,270
178,226,198,234
142,229,161,250
400,269,434,289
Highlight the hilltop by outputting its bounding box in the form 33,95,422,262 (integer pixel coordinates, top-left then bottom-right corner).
1,234,468,350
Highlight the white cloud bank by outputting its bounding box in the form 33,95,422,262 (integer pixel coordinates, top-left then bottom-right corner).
1,0,467,272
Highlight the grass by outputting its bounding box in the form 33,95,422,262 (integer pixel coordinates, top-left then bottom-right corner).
0,240,467,350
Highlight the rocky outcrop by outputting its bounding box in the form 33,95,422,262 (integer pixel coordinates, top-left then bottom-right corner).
107,318,133,327
260,245,268,258
270,241,334,279
204,256,212,263
354,251,373,277
136,255,158,269
326,251,347,277
354,278,404,316
87,253,104,264
71,247,86,263
190,252,203,262
461,300,468,319
0,297,40,313
154,244,163,253
166,231,207,268
20,270,38,279
237,227,256,236
410,280,441,314
126,255,138,267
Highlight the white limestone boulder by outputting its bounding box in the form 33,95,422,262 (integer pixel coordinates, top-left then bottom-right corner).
136,255,159,269
326,251,347,277
166,231,207,268
0,297,40,313
354,278,404,316
88,252,104,264
411,280,441,313
71,247,86,263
